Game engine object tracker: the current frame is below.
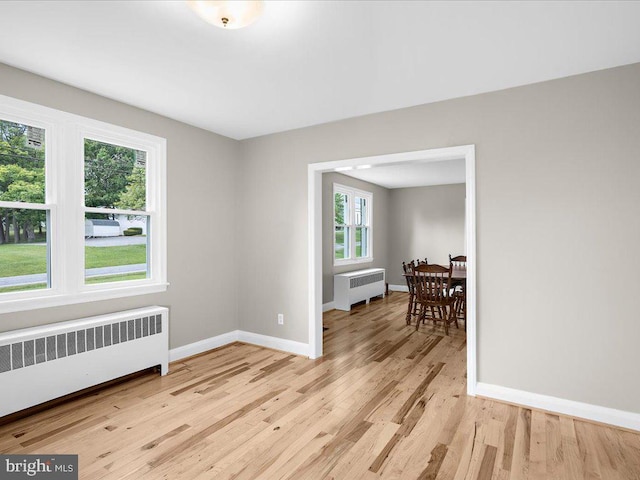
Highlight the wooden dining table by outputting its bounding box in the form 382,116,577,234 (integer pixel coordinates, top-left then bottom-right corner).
402,267,466,281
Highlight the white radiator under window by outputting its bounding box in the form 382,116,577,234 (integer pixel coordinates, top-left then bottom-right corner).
334,268,386,311
0,306,168,417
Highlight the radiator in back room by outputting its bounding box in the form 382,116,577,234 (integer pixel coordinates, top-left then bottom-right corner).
334,268,386,311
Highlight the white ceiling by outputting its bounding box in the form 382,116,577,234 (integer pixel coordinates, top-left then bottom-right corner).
337,158,466,189
0,1,639,140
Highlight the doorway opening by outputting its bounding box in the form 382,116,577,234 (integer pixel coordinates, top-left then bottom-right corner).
307,145,477,396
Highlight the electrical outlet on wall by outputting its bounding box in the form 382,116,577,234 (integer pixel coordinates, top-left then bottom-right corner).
277,314,284,325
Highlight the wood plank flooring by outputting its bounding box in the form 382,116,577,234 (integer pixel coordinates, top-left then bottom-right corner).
1,292,639,479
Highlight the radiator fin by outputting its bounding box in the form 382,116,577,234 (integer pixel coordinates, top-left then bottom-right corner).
47,336,56,361
57,334,66,359
77,330,86,353
96,327,104,349
104,325,112,347
120,322,127,343
87,328,95,351
24,340,35,366
35,338,46,364
67,332,76,356
0,345,10,373
0,314,164,375
12,343,24,369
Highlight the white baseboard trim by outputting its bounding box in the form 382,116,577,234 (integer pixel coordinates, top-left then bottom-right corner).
388,284,409,293
476,382,640,432
169,330,240,362
322,301,335,312
170,330,310,363
238,330,310,357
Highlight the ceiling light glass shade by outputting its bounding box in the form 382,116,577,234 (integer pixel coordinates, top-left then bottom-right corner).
186,1,264,29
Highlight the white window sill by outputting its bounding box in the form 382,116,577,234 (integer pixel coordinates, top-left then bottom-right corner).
334,257,374,267
0,282,169,315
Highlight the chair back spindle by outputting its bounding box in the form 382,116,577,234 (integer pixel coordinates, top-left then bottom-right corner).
449,254,466,270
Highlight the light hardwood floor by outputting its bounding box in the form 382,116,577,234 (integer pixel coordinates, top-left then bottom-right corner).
1,292,639,479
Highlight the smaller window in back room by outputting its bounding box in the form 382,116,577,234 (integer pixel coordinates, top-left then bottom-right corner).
334,183,372,265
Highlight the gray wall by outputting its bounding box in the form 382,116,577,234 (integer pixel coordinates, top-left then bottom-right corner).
322,172,389,304
0,63,241,350
3,60,640,416
387,183,466,286
239,63,640,414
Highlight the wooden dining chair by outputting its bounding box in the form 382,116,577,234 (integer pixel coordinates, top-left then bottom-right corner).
412,263,458,335
402,260,418,324
449,254,467,328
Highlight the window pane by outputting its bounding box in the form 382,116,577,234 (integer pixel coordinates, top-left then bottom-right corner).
356,227,369,258
355,196,367,226
334,226,349,260
84,213,148,285
334,192,348,225
0,119,45,204
84,139,147,211
0,208,49,293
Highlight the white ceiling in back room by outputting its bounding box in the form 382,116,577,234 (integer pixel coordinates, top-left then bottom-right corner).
0,1,639,140
335,158,466,189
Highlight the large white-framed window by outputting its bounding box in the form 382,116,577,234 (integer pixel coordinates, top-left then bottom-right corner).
0,94,167,314
333,183,372,265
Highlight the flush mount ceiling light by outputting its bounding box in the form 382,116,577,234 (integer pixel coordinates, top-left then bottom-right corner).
186,1,264,29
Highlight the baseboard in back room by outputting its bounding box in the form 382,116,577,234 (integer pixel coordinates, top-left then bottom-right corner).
322,301,335,312
388,284,409,293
